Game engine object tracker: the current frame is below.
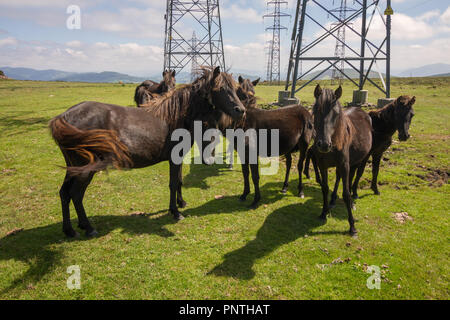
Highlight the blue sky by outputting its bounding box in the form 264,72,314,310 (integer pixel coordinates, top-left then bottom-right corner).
0,0,449,77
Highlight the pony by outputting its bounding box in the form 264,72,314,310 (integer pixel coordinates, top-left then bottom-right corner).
311,84,372,236
209,76,314,208
134,69,176,107
330,95,416,202
49,67,245,238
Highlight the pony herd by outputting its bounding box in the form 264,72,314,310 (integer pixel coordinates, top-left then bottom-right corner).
49,67,416,238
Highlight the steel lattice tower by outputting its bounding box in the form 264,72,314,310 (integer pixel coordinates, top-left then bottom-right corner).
330,0,356,84
285,0,393,98
264,1,290,84
190,32,201,82
164,0,226,76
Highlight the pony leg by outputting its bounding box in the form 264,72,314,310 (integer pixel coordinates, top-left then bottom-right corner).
371,153,382,195
303,148,312,179
281,153,292,194
318,165,329,220
176,165,186,208
330,170,341,208
169,162,183,220
239,163,250,201
341,162,357,236
60,173,77,237
69,173,97,237
311,151,322,185
297,142,308,198
249,163,261,209
349,166,357,210
352,155,369,199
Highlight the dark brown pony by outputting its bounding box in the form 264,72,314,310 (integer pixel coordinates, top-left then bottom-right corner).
330,95,416,202
49,67,245,238
134,69,176,107
311,84,372,236
211,76,313,208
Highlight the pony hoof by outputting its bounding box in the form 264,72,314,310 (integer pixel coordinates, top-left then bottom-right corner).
349,229,358,237
298,192,305,198
352,204,356,211
249,203,259,209
174,214,185,221
239,195,248,202
319,214,327,221
374,191,380,195
281,188,288,194
178,200,187,208
86,229,98,238
352,194,359,200
64,229,79,238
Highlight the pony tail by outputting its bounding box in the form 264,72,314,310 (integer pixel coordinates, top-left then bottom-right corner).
49,117,132,176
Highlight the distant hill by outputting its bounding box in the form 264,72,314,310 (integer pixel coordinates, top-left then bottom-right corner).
1,67,148,83
1,67,74,81
56,71,147,83
300,68,384,81
399,63,450,78
427,72,450,77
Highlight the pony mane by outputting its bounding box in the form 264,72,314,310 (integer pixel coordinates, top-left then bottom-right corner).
369,95,413,122
139,67,232,130
315,88,352,151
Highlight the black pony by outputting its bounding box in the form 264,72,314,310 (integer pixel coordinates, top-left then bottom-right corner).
330,95,416,201
311,85,372,236
50,67,245,238
211,76,314,208
134,69,176,107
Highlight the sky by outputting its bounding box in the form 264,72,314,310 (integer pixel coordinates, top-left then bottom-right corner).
0,0,449,77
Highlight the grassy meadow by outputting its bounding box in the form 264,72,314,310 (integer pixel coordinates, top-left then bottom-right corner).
0,77,448,299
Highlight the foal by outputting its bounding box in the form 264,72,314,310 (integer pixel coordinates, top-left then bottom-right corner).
233,78,314,207
134,69,176,107
332,95,416,200
50,67,245,237
311,85,372,235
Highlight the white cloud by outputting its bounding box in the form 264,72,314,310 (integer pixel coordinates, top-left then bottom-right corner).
221,4,262,24
0,38,163,76
0,37,18,47
441,6,450,25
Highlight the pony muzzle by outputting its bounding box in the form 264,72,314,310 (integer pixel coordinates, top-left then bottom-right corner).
316,140,332,153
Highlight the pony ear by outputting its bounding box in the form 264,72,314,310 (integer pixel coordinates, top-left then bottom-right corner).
314,84,322,99
410,96,416,105
171,70,176,77
162,70,167,77
335,86,343,100
213,66,221,79
252,78,260,86
238,76,244,84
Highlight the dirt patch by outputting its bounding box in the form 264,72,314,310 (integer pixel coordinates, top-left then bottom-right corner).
393,212,413,224
414,166,449,187
1,168,16,175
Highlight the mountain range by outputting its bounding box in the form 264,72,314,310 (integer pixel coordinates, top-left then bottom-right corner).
1,63,449,83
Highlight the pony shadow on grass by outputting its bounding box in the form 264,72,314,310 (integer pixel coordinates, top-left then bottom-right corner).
0,214,176,295
183,160,231,190
0,112,50,136
207,181,353,280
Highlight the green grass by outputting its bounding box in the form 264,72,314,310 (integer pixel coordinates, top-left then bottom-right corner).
0,77,448,299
